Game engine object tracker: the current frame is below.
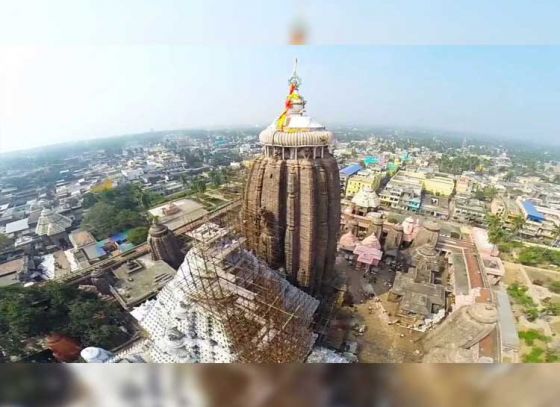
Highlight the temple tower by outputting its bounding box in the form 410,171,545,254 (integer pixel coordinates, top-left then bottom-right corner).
242,61,340,297
147,220,183,269
411,220,441,249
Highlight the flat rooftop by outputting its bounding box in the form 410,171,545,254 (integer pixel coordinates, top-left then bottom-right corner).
0,258,26,287
112,256,176,309
148,199,207,231
451,253,470,295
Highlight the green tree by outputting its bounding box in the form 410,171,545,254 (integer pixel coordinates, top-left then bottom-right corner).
503,171,515,182
511,215,526,237
0,283,128,358
81,202,117,238
551,224,560,247
128,226,149,245
209,170,224,188
475,186,498,202
190,177,207,194
82,202,146,239
82,192,99,209
0,233,13,251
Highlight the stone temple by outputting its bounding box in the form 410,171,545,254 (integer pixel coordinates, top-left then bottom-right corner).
242,63,340,298
147,219,183,269
111,217,320,363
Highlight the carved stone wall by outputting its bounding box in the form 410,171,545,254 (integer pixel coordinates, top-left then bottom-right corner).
243,147,340,298
147,221,184,269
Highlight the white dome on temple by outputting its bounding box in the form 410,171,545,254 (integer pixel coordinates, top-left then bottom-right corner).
81,347,114,363
351,187,380,209
259,59,334,147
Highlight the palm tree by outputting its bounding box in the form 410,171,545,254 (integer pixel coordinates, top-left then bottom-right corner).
511,215,526,237
551,224,560,247
486,212,505,253
139,191,151,210
486,213,502,229
189,177,207,195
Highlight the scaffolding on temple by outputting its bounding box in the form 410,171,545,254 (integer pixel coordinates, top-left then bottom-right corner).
117,202,319,363
179,204,320,362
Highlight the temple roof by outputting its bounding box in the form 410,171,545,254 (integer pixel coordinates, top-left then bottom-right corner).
35,208,72,236
361,232,381,250
351,187,380,209
339,230,359,251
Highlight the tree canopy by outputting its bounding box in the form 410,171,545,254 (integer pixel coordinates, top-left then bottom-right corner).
474,186,498,202
0,283,129,359
437,155,491,175
0,233,13,252
81,184,149,239
128,226,149,246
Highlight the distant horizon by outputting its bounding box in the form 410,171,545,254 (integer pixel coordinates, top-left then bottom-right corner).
1,46,559,153
1,121,557,158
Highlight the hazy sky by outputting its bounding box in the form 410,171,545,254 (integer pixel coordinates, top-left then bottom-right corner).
0,1,559,152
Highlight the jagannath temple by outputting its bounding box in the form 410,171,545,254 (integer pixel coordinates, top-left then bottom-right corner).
242,60,341,298
103,64,348,363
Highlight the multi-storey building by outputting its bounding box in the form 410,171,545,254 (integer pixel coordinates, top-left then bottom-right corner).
345,169,385,197
451,196,487,225
379,171,422,212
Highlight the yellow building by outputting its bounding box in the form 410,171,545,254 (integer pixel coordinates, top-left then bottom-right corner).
91,179,113,193
423,175,455,197
345,172,384,198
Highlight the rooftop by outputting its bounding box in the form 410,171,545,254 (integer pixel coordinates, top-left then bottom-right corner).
0,257,27,287
5,218,30,234
112,257,176,309
69,230,96,249
340,164,363,177
35,208,72,236
522,200,546,222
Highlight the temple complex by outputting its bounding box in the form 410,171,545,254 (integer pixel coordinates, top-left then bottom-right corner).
242,62,340,298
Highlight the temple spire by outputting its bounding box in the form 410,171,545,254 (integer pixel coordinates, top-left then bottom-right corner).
288,58,301,90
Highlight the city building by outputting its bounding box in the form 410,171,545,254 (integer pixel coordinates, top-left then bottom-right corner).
422,303,498,363
242,65,340,297
420,194,450,219
110,258,177,310
0,257,29,287
341,187,382,238
450,196,487,225
422,173,455,197
339,164,362,193
389,244,447,323
379,170,422,212
35,208,73,246
456,174,476,195
344,169,384,197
